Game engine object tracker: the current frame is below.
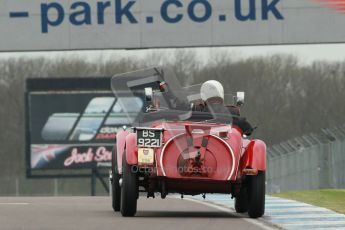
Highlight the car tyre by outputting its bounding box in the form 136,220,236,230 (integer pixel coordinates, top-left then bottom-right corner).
120,152,138,217
248,171,265,218
111,148,121,212
235,187,248,213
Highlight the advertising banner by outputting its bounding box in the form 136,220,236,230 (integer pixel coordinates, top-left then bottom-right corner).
2,0,345,51
28,90,143,170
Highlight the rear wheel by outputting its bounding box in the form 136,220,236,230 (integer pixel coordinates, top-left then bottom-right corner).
235,187,248,213
111,148,121,212
248,171,265,218
120,152,138,217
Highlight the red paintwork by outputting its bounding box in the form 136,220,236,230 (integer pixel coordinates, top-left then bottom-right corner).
159,134,233,180
125,133,138,167
116,121,266,185
116,129,129,174
232,125,243,136
240,140,267,172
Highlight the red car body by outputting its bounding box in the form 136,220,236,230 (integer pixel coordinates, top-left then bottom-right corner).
116,123,266,189
110,68,267,218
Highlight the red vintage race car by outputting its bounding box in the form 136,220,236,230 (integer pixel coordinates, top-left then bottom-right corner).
109,68,266,218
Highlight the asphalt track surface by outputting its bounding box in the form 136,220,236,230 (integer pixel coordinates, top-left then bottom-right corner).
0,196,274,230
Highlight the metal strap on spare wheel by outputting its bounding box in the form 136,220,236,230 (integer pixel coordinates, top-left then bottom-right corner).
186,137,193,147
197,137,209,163
185,126,194,160
201,138,209,147
184,125,210,160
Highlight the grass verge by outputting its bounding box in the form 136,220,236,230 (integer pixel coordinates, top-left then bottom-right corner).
272,189,345,214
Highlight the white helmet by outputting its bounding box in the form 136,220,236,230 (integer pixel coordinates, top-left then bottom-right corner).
200,80,224,104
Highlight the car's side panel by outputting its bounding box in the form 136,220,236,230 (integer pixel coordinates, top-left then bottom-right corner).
116,129,129,174
240,140,266,171
225,128,243,180
125,133,138,166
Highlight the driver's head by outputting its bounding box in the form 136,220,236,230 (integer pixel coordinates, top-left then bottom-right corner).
200,80,224,104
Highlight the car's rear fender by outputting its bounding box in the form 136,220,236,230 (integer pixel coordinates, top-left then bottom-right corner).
124,133,138,166
116,129,129,174
241,140,266,172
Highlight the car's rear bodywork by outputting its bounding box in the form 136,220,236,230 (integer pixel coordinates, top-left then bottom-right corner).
116,122,266,192
110,67,267,218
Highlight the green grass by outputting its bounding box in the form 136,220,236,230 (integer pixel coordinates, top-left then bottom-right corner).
272,189,345,214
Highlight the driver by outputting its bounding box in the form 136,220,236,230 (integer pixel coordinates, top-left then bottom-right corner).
199,80,254,136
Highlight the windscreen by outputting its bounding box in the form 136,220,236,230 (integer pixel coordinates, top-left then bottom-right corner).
110,67,233,127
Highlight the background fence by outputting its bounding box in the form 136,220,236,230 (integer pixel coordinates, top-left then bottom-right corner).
267,124,345,193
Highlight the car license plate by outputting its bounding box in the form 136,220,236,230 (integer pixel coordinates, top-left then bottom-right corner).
138,148,154,165
136,128,162,147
